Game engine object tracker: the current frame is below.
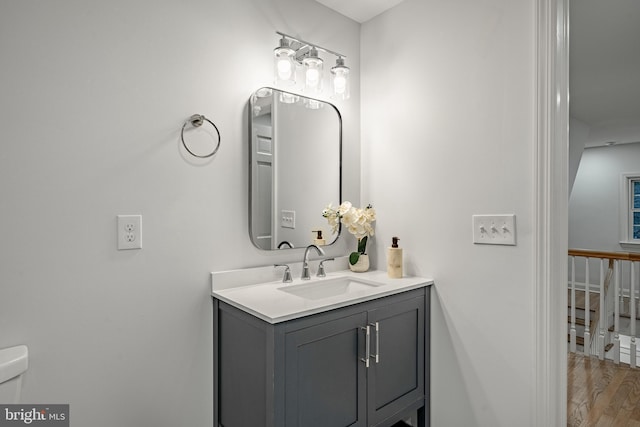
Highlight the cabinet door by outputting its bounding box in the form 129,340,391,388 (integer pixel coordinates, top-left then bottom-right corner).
367,295,425,425
285,312,368,427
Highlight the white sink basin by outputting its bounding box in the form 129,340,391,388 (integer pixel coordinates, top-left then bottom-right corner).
212,263,433,323
278,276,383,300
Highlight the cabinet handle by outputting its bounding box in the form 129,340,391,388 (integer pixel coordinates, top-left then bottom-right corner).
360,325,370,368
369,322,380,363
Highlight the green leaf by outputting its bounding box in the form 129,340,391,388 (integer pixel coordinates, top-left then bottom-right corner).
349,252,360,265
357,236,368,254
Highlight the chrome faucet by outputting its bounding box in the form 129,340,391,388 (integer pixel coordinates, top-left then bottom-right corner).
274,264,293,283
301,244,325,280
317,258,334,278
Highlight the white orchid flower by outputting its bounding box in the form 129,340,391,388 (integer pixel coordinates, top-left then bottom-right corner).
322,201,376,265
322,201,376,240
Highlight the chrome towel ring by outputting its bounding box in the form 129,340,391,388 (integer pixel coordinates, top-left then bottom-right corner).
180,114,221,158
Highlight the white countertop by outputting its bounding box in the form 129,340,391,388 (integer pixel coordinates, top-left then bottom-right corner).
211,260,433,324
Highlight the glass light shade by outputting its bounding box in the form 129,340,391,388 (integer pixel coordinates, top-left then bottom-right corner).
279,92,299,104
274,39,296,86
303,48,323,94
255,87,273,98
304,99,323,110
331,57,350,100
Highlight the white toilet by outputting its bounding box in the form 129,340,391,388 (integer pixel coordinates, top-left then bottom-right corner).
0,345,29,403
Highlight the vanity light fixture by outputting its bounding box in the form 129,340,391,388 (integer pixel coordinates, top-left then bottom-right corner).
304,98,323,110
274,31,350,100
330,57,350,100
279,92,299,104
303,47,323,94
274,36,296,86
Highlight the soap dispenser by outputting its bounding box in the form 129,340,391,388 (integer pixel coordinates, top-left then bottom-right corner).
387,237,403,278
312,230,326,246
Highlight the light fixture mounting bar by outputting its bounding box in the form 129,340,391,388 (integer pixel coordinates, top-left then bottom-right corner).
276,31,346,59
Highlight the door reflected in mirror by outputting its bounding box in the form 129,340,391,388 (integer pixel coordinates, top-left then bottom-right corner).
249,87,342,250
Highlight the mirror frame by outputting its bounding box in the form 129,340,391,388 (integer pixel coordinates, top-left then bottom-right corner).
248,87,343,250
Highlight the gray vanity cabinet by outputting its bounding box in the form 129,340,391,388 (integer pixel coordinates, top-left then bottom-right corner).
213,287,430,427
284,311,368,426
366,295,425,425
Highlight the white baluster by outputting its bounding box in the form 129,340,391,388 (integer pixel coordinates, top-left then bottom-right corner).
631,261,637,368
614,260,620,365
584,258,591,355
570,256,577,353
599,259,605,360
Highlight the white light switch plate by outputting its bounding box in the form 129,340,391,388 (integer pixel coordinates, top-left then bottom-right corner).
281,210,296,229
472,214,516,246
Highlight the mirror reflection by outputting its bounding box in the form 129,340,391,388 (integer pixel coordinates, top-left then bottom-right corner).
249,87,341,250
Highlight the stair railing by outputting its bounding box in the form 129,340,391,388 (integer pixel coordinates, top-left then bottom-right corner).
568,249,640,367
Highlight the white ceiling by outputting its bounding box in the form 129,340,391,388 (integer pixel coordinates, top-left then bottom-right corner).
313,0,406,23
570,0,640,146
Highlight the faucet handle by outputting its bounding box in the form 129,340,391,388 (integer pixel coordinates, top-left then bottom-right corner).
317,258,335,277
274,264,293,283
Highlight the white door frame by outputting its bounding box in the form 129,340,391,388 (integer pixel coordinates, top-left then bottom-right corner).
535,0,569,425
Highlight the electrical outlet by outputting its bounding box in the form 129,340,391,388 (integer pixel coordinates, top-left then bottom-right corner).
117,215,142,250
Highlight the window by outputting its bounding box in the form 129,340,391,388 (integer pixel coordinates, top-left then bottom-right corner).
620,174,640,249
633,179,640,240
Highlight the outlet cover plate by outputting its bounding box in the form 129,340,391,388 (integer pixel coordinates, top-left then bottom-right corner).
117,215,142,250
472,214,516,246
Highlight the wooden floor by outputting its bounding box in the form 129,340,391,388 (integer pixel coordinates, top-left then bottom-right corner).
568,352,640,426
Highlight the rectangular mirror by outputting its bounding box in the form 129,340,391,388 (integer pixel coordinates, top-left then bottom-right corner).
249,87,342,250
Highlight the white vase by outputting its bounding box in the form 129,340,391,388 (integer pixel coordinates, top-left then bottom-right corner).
349,254,370,272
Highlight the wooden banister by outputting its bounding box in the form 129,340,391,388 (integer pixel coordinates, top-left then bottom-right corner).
568,249,640,262
568,250,618,359
569,249,640,365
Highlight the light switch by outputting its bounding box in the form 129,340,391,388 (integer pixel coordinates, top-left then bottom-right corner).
281,210,296,229
473,214,516,246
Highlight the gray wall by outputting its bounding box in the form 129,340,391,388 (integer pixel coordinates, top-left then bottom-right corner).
1,0,559,425
0,1,359,426
569,117,589,193
569,142,640,252
362,0,538,425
